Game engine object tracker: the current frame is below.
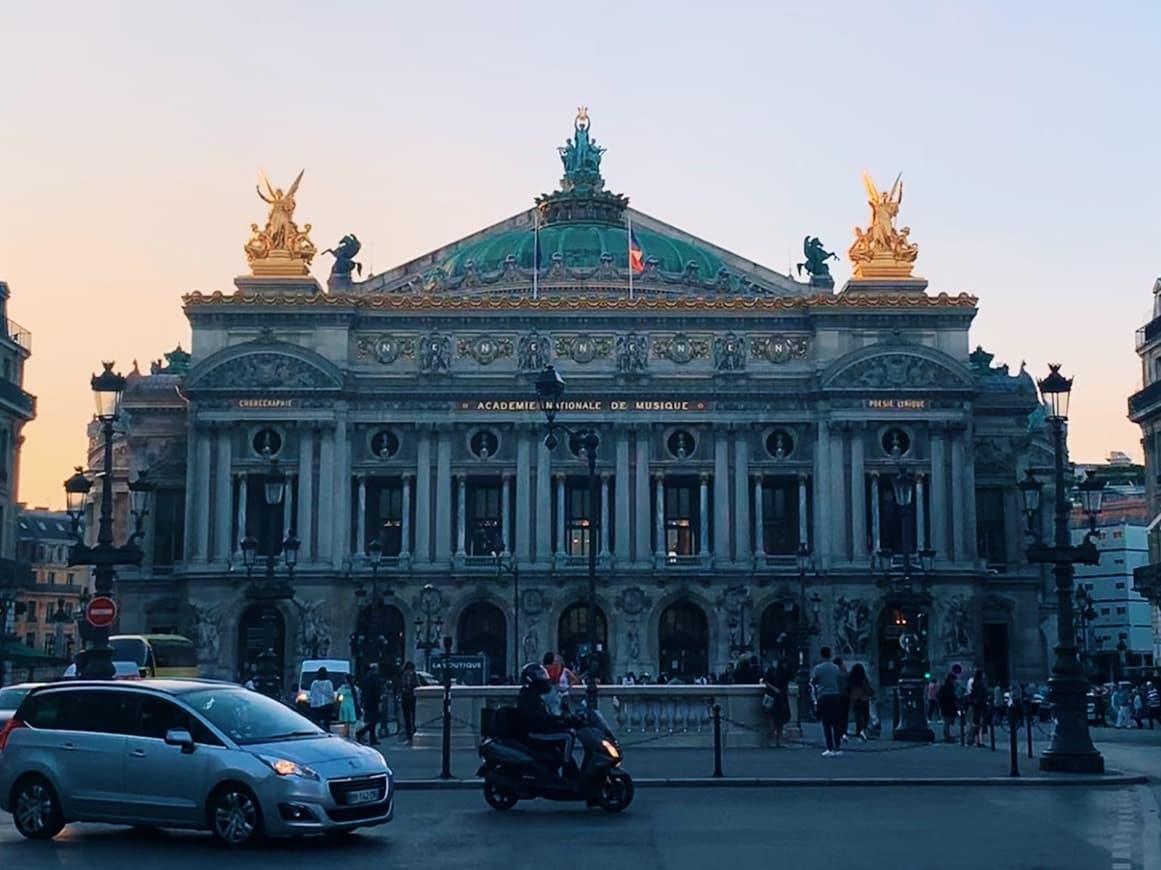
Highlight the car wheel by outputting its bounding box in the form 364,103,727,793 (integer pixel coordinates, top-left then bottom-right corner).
483,780,518,811
598,771,634,813
208,784,263,847
12,775,65,840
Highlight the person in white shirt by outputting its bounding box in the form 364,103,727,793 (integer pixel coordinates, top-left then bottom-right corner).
309,667,336,732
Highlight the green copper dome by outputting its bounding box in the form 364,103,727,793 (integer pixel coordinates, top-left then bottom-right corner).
436,221,725,280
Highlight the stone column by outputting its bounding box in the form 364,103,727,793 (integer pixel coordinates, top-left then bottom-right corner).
929,425,949,561
814,419,831,568
734,430,750,564
213,428,232,562
554,473,566,565
951,425,969,563
400,473,412,563
850,425,866,559
653,473,665,566
415,428,432,564
193,427,212,563
535,438,551,563
752,473,766,561
615,431,631,563
283,473,294,542
829,424,847,562
599,473,611,559
515,429,532,562
698,473,710,561
455,474,467,560
916,472,928,552
960,420,978,565
798,473,810,548
435,429,452,563
633,430,651,564
501,473,512,555
332,418,350,567
296,428,314,562
713,428,730,564
183,426,198,563
234,472,248,558
870,472,881,555
317,425,335,561
356,475,367,556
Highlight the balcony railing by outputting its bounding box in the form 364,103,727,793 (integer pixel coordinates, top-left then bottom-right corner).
1128,379,1161,420
1137,316,1161,351
0,376,34,417
1133,563,1161,599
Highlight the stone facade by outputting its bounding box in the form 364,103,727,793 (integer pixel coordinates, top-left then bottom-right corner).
108,122,1060,693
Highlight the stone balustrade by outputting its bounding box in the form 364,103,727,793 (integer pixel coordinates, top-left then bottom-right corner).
412,683,802,750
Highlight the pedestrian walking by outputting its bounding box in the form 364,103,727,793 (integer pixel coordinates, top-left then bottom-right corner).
927,678,940,722
1115,684,1133,729
336,674,358,738
834,657,851,744
355,663,383,745
762,657,793,747
400,661,419,740
308,667,336,733
967,669,988,746
937,673,959,742
811,646,844,756
847,663,874,741
1148,682,1161,727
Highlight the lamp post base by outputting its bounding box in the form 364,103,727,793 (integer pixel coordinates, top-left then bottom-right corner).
1039,672,1104,773
76,645,116,681
893,677,934,743
1039,751,1105,774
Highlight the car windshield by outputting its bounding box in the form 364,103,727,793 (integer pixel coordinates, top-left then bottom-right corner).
183,688,326,745
0,687,32,711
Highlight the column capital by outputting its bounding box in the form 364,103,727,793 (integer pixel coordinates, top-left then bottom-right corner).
401,471,414,482
798,471,811,483
652,471,665,483
600,471,612,481
870,469,880,479
554,472,566,482
698,472,711,484
455,472,467,482
750,471,764,484
502,471,514,482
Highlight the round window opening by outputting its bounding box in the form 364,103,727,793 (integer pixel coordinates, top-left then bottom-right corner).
470,430,499,459
766,430,795,459
881,428,912,457
666,430,696,460
371,429,400,460
252,428,283,458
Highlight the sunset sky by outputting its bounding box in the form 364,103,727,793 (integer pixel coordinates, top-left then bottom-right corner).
1,1,1159,509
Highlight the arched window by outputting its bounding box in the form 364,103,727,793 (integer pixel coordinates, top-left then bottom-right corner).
557,603,607,673
458,601,507,682
355,603,405,684
759,601,800,667
237,603,286,684
657,601,708,681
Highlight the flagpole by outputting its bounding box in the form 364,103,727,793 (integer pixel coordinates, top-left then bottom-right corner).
533,209,539,301
627,212,634,300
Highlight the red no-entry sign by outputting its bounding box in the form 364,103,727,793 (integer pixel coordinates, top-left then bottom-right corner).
86,596,118,628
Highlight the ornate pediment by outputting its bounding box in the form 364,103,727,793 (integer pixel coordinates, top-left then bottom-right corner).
823,349,973,392
185,342,343,393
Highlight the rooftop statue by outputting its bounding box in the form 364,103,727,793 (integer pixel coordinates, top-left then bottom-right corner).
797,236,837,280
244,170,317,277
323,233,363,278
848,171,919,280
557,106,606,191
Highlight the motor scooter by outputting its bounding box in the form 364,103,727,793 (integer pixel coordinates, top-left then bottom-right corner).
477,701,633,813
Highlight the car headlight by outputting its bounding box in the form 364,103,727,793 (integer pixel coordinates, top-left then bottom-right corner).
295,691,309,704
259,755,320,781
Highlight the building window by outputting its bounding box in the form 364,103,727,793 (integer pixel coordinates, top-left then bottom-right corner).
565,478,595,556
868,474,919,553
881,428,911,457
666,430,696,460
1117,607,1126,615
465,477,502,555
469,430,499,459
251,428,283,458
1101,608,1110,615
244,477,291,556
24,633,33,648
663,478,700,558
26,601,36,623
47,571,56,586
760,477,800,555
370,429,400,460
364,478,405,556
975,488,1007,564
765,430,795,459
152,489,186,567
1116,582,1125,589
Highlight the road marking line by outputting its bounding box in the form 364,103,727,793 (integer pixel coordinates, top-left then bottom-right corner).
1137,785,1161,870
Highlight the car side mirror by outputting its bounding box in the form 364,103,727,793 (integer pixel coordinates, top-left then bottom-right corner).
164,727,196,754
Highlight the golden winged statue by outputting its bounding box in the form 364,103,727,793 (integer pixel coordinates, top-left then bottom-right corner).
244,170,317,277
848,170,919,280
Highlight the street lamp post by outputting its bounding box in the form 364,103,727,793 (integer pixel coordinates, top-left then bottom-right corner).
794,544,821,725
353,538,387,678
490,536,521,680
65,363,145,681
1073,587,1096,679
1021,363,1105,773
533,365,601,710
239,453,300,699
415,583,443,674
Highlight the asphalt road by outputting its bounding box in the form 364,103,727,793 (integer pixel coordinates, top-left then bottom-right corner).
0,784,1150,870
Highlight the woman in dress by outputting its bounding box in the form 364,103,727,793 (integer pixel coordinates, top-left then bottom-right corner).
336,674,358,738
762,657,793,747
847,663,875,741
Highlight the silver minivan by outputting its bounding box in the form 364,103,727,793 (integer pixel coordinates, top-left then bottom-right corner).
0,679,393,845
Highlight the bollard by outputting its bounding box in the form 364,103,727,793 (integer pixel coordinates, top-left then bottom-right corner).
440,636,453,780
712,703,723,778
1008,705,1020,777
1026,700,1033,759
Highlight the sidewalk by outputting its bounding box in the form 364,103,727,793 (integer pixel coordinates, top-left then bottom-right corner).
374,722,1146,788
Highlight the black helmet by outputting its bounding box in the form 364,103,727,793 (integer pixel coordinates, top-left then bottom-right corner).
521,663,552,695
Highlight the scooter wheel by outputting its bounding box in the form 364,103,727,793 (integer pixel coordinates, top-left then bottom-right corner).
598,771,634,813
483,780,518,811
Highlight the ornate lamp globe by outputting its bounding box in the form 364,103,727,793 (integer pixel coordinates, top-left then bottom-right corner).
1077,473,1106,517
240,535,259,570
368,537,384,568
63,467,92,519
263,458,286,506
127,471,154,518
535,365,565,421
892,467,916,508
91,362,126,421
1037,363,1073,421
1018,469,1042,516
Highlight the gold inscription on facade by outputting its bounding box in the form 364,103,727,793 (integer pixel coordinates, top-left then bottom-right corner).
864,398,928,410
235,398,296,409
456,399,711,413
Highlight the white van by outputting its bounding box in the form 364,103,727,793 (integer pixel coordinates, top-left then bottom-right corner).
293,658,353,711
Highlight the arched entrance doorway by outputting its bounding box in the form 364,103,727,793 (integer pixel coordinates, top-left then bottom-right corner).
759,600,800,667
877,603,929,687
458,601,507,682
557,603,608,676
355,603,405,686
658,601,708,682
237,603,286,685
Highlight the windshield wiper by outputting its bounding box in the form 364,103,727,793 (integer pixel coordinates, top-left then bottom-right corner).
243,730,323,743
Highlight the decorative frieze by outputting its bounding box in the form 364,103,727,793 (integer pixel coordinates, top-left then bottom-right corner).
355,334,415,364
652,333,709,364
456,334,513,365
555,333,613,364
751,334,810,364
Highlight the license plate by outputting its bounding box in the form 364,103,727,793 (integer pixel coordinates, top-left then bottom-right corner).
346,787,380,805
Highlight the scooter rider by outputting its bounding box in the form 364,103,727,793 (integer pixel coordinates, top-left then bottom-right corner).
517,662,577,776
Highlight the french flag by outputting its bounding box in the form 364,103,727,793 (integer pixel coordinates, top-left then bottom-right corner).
629,226,645,273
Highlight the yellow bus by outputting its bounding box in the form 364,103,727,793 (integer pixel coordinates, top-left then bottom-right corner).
109,634,201,678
